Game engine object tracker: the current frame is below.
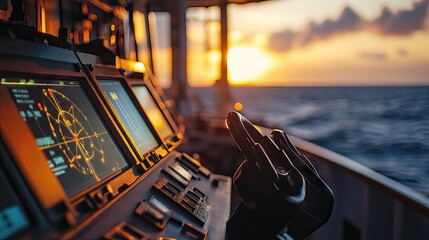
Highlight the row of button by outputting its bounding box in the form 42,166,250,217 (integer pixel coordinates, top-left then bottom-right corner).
153,178,209,224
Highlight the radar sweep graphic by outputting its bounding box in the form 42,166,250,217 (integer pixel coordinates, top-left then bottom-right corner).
41,88,107,181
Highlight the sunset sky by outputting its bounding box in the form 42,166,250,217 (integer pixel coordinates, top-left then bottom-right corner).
184,0,429,86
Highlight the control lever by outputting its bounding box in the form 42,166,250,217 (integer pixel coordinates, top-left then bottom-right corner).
272,129,318,175
271,130,334,239
226,112,305,239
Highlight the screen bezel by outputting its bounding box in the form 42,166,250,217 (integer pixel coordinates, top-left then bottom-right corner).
0,71,140,201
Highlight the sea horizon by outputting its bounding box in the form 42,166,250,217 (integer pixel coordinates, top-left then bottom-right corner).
194,86,429,196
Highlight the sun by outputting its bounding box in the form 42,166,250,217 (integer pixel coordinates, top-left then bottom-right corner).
227,46,273,85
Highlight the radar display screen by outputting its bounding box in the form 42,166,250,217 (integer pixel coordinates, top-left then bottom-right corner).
98,80,158,154
0,166,29,238
132,86,174,140
1,77,129,197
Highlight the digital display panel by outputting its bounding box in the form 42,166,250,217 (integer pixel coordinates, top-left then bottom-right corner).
132,86,174,140
0,166,29,239
98,80,158,154
1,77,129,197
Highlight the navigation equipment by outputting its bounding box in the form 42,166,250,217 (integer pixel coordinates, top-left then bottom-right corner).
132,86,174,140
1,77,129,197
98,80,158,155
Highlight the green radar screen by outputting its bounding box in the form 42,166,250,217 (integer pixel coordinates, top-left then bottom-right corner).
41,88,109,181
1,78,128,196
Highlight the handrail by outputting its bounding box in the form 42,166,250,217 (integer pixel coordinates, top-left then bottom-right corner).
257,126,429,216
288,134,429,216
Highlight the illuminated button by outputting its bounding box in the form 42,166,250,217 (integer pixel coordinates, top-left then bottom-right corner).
153,179,209,224
106,184,114,194
170,162,193,181
163,166,189,187
135,199,171,230
178,153,210,178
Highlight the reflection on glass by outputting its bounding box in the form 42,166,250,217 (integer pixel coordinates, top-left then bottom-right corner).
132,86,173,140
99,80,159,154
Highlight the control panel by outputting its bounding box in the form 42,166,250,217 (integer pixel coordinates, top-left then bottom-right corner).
0,33,230,239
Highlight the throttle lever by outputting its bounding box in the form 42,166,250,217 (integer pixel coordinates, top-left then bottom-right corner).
226,111,279,182
226,111,306,239
272,129,318,175
271,129,334,239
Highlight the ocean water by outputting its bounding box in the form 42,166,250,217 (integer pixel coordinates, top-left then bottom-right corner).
193,86,429,197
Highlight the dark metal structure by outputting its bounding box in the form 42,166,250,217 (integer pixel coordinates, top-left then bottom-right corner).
0,0,428,239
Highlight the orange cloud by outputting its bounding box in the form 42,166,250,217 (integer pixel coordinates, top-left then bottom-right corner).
268,0,429,52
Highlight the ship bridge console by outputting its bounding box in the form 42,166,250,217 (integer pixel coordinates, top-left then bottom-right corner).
0,25,231,239
0,0,335,238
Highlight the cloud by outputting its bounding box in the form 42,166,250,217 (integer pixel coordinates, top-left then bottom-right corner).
269,6,366,51
359,52,388,61
373,1,429,36
269,30,297,52
299,6,365,45
268,0,429,52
